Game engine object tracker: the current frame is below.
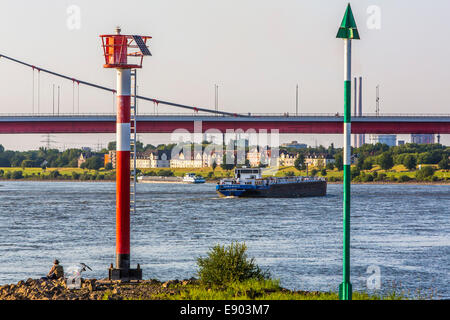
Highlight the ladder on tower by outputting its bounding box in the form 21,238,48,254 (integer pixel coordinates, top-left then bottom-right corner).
130,69,137,214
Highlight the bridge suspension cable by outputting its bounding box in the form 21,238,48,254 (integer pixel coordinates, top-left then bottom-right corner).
0,53,244,117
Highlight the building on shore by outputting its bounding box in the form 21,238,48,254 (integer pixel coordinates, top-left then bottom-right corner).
108,149,171,169
78,151,93,168
247,146,272,167
304,154,335,167
411,134,435,144
369,134,397,147
170,151,203,168
202,150,224,167
277,150,298,167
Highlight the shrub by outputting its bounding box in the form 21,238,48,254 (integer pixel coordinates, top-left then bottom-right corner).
11,170,23,179
49,170,61,179
158,169,174,177
72,172,81,180
374,173,387,182
351,167,360,179
361,173,374,182
197,242,269,286
310,169,318,176
416,166,435,181
105,162,113,170
320,169,327,176
399,175,411,182
285,171,295,177
389,175,397,182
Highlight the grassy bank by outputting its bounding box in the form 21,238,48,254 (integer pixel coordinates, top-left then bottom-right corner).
0,165,448,183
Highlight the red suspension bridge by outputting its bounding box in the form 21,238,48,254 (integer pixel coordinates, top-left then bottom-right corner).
0,114,449,134
1,53,449,135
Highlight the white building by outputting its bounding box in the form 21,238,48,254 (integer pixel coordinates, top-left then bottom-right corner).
170,151,203,168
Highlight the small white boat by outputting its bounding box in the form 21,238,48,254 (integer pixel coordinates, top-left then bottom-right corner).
183,173,206,184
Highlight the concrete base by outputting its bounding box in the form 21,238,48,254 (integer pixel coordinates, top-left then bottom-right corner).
108,264,142,281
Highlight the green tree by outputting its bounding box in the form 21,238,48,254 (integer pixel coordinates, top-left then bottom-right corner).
334,153,343,171
438,156,449,170
0,155,10,167
84,156,103,170
221,154,235,171
107,141,116,151
105,162,113,171
21,160,33,169
361,158,373,170
356,154,366,170
294,154,305,171
320,168,327,176
378,152,394,170
403,154,417,171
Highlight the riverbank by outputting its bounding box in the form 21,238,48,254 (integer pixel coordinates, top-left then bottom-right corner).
0,278,407,300
0,178,448,185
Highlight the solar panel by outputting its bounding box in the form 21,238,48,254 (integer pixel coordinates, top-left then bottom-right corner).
132,35,152,56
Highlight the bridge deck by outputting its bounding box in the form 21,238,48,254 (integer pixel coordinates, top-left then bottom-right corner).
0,114,449,134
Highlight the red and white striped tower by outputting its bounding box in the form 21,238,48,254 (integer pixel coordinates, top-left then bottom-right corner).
101,27,151,281
116,67,131,271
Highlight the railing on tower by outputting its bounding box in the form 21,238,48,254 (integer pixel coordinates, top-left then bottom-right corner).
130,69,137,215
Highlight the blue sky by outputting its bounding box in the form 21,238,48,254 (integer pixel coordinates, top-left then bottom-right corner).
0,0,448,150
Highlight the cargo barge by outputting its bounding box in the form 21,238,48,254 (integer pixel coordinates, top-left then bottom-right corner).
216,167,327,198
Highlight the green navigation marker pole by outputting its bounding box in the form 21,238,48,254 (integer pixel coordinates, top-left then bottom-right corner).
336,3,360,301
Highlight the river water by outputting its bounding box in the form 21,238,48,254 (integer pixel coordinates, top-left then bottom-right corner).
0,181,448,299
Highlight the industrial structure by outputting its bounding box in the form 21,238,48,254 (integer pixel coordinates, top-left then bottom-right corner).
411,134,435,144
353,76,365,147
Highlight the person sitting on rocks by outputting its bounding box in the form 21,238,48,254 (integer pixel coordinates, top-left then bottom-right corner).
43,260,64,280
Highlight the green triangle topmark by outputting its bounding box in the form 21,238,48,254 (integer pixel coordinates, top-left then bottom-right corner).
336,3,360,40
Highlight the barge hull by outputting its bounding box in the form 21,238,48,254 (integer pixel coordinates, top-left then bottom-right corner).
217,181,327,198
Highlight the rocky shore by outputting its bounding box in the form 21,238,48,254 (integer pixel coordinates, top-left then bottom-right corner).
0,278,200,300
